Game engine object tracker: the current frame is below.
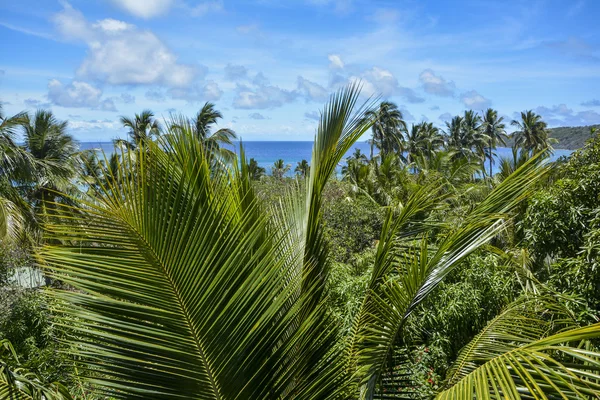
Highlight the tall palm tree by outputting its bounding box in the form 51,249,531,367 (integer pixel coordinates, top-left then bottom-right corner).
23,85,600,400
20,110,78,222
271,158,290,179
295,159,310,178
482,108,507,177
0,104,28,240
117,110,160,150
445,115,468,157
511,110,554,154
406,123,434,163
365,101,406,160
247,158,265,180
192,102,237,161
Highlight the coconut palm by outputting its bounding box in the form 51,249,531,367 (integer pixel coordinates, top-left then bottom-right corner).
365,101,407,160
482,108,507,177
271,158,290,179
406,122,437,163
295,159,310,178
511,110,555,154
116,110,160,150
26,85,600,400
247,157,265,180
20,110,78,222
192,102,237,160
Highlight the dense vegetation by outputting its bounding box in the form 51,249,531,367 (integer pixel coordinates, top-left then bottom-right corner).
1,87,600,399
506,123,600,150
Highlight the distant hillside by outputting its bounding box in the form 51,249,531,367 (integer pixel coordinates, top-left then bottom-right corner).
506,124,600,150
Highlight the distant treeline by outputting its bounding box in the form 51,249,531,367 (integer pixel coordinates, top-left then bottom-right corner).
507,124,600,150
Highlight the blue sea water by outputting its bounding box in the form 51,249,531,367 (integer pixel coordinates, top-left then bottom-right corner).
79,141,573,177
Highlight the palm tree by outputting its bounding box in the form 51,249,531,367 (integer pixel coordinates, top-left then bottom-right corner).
117,110,160,150
271,158,290,179
482,108,507,177
0,104,28,240
511,110,555,154
192,102,237,161
406,123,434,163
247,158,265,180
295,159,310,178
20,110,78,222
364,101,406,160
445,115,469,157
22,85,600,400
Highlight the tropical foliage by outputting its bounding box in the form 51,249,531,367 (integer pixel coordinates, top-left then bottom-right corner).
1,87,600,400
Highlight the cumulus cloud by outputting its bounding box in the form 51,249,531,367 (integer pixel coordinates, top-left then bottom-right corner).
249,112,267,120
582,99,600,107
460,90,491,110
110,0,173,19
69,118,122,132
47,79,116,111
53,4,198,87
534,103,600,126
252,72,270,86
419,69,455,97
350,67,424,103
233,83,297,109
169,81,223,102
438,112,453,122
328,54,344,69
304,111,320,121
430,105,440,111
24,98,51,108
225,64,248,81
297,76,328,101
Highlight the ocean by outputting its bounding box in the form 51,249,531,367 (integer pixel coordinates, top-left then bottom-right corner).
79,141,573,177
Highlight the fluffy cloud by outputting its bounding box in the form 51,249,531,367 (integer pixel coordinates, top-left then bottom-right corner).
419,69,455,97
169,81,223,102
534,103,600,126
225,64,248,81
581,99,600,107
460,90,491,110
356,67,424,103
328,54,344,69
47,79,116,111
297,76,328,101
249,112,267,120
53,4,198,87
233,83,297,109
110,0,173,19
69,118,122,132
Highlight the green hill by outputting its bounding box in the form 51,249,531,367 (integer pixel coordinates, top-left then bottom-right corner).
506,124,600,150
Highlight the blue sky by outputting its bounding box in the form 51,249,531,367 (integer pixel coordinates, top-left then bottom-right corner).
1,0,599,141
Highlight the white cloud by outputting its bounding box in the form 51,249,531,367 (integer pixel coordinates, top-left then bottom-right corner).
110,0,173,19
328,54,344,70
233,83,297,109
534,103,600,127
348,67,424,103
145,90,167,102
460,90,491,109
47,79,116,111
297,76,328,102
419,69,455,97
120,93,135,104
69,119,122,131
168,81,223,102
53,4,198,87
